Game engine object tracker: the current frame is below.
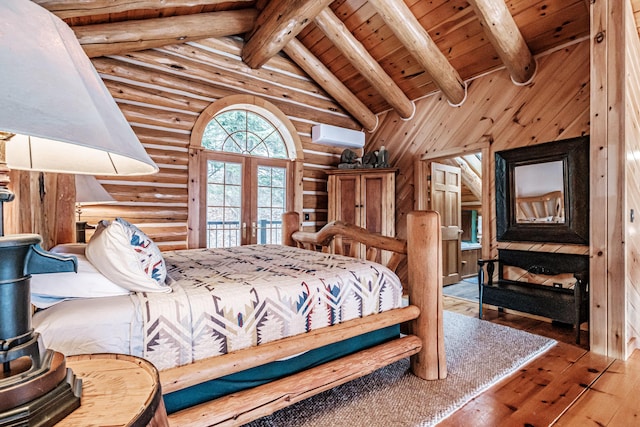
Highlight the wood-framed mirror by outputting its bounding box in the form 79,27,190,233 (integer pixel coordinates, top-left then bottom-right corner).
495,135,589,244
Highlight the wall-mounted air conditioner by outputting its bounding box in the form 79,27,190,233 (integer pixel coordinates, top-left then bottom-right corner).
311,124,365,149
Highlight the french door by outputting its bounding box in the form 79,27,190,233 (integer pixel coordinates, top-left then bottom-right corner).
201,152,291,248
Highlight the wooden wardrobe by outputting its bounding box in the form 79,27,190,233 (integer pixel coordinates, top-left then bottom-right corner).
326,168,396,264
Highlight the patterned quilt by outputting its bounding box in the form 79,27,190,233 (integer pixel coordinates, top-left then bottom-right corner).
135,244,403,370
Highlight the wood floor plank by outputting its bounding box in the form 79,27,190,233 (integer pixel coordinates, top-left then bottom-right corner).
440,294,625,426
438,343,590,426
504,351,613,426
554,351,640,426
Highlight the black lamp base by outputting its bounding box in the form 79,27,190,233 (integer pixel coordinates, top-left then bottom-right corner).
0,351,81,427
0,235,82,426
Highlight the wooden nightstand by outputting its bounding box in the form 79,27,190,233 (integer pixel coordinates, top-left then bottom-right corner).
56,354,169,427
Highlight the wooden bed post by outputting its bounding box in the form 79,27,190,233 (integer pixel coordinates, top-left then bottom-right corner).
407,210,447,380
282,211,300,247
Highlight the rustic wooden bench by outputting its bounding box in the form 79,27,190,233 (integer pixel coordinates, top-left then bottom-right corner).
478,249,589,344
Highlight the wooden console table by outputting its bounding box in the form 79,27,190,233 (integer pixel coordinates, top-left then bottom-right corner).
56,354,168,427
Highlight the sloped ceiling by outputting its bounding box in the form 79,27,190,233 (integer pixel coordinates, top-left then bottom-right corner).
34,0,591,131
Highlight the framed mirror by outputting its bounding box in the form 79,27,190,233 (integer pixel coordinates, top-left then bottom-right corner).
495,135,589,244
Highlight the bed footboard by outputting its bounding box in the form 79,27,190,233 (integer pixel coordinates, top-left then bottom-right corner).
283,211,446,381
169,336,421,426
165,211,445,426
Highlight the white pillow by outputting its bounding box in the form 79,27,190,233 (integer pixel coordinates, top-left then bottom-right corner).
50,243,87,255
31,254,131,308
85,218,170,293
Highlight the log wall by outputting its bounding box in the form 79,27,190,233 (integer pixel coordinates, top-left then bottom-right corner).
4,170,75,249
74,36,358,250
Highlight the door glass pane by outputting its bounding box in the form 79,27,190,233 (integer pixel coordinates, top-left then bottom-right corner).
206,160,242,248
255,165,286,244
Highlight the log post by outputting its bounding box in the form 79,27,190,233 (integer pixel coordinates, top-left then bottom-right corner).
314,8,415,120
74,10,258,58
282,211,300,247
468,0,536,85
0,132,15,237
407,210,446,380
367,0,466,106
283,39,378,132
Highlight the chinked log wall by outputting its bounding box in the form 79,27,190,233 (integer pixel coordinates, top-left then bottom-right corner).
7,36,359,250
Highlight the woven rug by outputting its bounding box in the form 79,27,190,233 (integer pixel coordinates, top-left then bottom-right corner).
247,311,556,427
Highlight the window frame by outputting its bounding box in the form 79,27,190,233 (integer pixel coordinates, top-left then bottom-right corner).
188,95,304,248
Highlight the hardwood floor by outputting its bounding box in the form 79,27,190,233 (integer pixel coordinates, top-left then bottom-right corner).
441,295,639,426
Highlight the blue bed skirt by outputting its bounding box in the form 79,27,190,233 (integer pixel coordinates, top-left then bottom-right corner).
164,324,400,413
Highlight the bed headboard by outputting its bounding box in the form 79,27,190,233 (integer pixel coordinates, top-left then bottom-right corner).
281,212,407,273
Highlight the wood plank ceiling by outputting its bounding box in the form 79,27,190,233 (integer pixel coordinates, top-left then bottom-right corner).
34,0,591,132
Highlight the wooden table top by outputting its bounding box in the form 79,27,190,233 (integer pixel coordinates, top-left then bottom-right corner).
56,354,168,427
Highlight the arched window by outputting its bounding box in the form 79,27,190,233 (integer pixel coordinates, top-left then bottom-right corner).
189,97,303,249
201,109,289,159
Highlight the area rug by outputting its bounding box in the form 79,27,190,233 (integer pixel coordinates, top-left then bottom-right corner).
246,311,556,427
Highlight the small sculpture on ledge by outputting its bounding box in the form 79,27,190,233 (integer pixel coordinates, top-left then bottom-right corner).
338,149,360,169
337,146,390,169
361,151,377,168
376,146,389,168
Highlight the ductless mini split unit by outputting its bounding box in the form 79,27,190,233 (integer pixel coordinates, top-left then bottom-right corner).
311,124,365,149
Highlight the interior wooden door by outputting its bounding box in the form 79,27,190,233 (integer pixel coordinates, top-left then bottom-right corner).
430,162,462,285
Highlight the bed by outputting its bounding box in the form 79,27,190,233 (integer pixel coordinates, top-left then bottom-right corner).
32,211,445,426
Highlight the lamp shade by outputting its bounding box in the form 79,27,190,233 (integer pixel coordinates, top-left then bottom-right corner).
0,0,158,176
75,175,115,204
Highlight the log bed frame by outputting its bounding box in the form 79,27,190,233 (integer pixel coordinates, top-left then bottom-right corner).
161,210,446,427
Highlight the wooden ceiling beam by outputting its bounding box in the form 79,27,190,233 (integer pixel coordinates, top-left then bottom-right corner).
462,154,482,178
72,10,258,58
314,8,415,120
468,0,536,85
283,39,378,132
367,0,466,106
34,0,252,19
242,0,333,69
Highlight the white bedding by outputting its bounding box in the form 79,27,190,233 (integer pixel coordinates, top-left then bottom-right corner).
33,244,403,370
33,294,144,356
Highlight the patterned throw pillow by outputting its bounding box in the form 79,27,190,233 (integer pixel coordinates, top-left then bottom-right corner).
86,218,170,293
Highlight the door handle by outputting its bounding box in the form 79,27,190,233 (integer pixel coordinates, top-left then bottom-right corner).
242,222,247,239
252,222,256,238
